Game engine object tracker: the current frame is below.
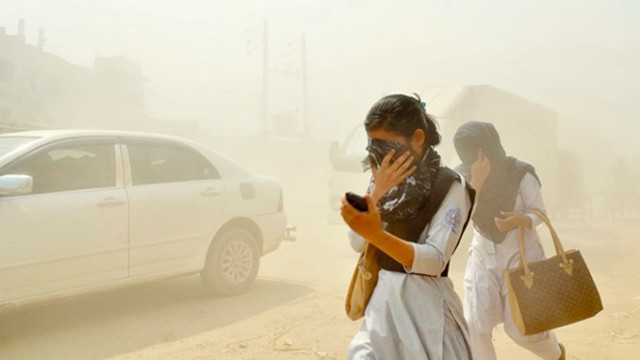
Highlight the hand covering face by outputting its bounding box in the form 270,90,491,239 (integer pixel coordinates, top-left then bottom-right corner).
363,138,441,221
453,121,539,243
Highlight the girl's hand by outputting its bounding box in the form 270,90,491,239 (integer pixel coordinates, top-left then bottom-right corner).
494,211,533,233
471,149,491,193
341,194,384,240
370,149,417,204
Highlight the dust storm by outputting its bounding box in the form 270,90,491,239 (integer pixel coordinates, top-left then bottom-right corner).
0,1,639,359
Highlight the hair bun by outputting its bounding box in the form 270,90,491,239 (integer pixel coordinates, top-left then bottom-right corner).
412,92,427,112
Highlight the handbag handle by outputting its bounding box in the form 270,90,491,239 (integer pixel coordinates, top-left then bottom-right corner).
516,209,574,288
358,243,374,280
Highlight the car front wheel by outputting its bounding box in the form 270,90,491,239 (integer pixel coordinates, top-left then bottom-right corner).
201,228,260,295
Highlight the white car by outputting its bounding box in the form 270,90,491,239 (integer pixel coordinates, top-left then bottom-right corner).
0,130,294,309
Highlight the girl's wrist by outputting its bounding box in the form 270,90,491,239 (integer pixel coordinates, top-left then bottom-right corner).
370,189,383,206
520,215,533,229
364,227,386,245
471,180,482,193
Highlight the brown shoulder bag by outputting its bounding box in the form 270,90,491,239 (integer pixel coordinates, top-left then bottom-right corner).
505,209,603,335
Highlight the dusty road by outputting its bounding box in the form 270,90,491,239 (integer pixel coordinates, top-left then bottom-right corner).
1,138,638,359
108,215,640,360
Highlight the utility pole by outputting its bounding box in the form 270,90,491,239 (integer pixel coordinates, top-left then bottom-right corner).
38,28,46,50
17,18,25,43
301,33,309,138
261,19,269,138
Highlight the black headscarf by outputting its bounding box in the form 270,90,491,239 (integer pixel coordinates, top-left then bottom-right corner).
453,121,540,243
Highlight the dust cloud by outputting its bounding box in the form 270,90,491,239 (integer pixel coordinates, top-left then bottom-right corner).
0,1,639,359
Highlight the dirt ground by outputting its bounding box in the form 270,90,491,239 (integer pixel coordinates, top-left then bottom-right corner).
1,138,638,360
104,213,640,360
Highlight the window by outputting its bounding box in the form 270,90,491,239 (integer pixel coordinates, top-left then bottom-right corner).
0,59,15,84
127,142,218,185
1,141,116,194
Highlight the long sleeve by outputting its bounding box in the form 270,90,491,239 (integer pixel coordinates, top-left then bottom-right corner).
519,173,546,228
405,180,472,276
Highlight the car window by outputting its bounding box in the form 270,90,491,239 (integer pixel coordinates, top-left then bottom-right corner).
127,142,219,185
2,142,116,194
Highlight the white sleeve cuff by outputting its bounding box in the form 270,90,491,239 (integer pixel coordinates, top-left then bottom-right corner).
348,230,366,252
403,242,446,276
527,213,543,228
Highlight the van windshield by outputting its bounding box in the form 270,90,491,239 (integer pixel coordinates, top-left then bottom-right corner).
338,124,367,158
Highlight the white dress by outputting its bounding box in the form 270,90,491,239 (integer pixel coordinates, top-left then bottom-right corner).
463,173,562,360
348,180,473,360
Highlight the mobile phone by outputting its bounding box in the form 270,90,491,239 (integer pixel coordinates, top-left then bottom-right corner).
346,192,368,212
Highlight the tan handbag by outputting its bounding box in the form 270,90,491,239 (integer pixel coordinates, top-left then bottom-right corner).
345,243,380,320
505,209,603,335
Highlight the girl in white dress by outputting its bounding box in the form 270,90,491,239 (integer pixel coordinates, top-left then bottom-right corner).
342,94,475,360
453,121,565,360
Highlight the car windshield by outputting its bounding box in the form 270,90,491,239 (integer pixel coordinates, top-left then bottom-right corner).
0,136,40,157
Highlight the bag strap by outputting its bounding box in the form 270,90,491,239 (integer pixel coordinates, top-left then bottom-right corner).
516,209,574,288
440,175,475,277
358,244,376,279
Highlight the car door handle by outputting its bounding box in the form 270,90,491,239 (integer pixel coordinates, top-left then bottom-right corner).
201,188,223,197
97,197,126,207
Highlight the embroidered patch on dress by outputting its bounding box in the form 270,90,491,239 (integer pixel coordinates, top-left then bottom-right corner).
444,207,463,233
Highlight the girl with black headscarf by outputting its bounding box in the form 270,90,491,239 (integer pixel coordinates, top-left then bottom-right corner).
454,121,565,360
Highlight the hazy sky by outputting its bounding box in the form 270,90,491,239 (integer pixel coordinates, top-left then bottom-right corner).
1,0,639,152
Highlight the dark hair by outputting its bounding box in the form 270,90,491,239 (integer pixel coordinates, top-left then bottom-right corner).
364,93,441,149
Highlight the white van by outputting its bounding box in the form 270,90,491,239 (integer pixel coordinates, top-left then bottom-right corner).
327,123,371,223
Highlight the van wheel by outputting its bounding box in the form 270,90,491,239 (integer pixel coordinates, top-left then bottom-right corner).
201,228,260,295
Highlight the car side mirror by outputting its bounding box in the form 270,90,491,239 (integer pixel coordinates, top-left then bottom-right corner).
0,174,34,196
328,141,339,164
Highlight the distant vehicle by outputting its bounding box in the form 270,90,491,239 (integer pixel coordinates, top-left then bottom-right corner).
328,85,566,222
0,130,295,309
327,125,371,224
